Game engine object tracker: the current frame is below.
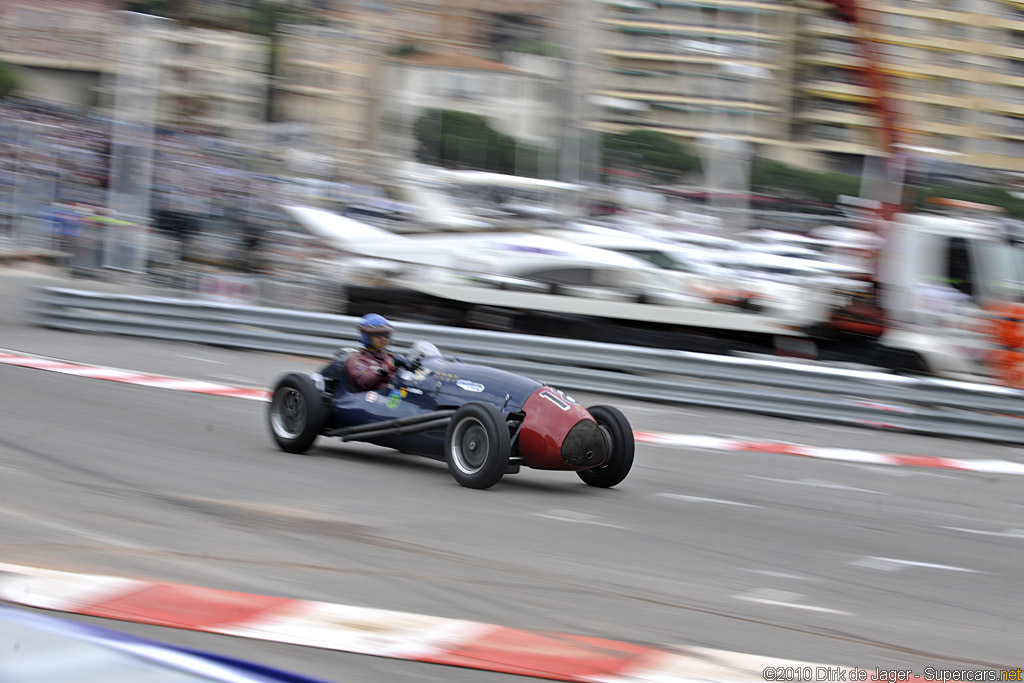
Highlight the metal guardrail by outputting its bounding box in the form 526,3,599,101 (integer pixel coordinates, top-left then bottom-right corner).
31,286,1024,444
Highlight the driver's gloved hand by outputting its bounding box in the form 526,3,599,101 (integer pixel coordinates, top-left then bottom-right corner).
394,354,418,370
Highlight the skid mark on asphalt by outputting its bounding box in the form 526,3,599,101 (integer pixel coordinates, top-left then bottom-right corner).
0,503,152,551
840,463,955,479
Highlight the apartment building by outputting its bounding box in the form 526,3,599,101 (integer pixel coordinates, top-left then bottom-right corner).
796,0,1024,174
591,0,1024,175
270,0,563,172
272,21,378,171
0,2,269,135
0,0,118,106
588,0,807,166
7,0,1024,177
327,0,560,56
149,25,270,136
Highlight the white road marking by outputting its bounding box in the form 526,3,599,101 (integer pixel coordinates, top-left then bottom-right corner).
742,569,821,582
534,510,627,529
733,589,852,615
658,493,759,507
941,526,1024,539
850,557,982,573
179,355,228,364
748,476,888,495
625,405,702,417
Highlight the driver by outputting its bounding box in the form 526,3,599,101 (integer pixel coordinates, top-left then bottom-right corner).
346,313,398,392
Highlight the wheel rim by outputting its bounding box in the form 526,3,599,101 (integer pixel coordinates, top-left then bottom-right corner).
271,387,307,439
451,417,489,475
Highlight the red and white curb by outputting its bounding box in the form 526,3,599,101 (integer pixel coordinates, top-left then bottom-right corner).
4,348,1023,476
0,350,269,401
0,562,865,682
633,431,1024,476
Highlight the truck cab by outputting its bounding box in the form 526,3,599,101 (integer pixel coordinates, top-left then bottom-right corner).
876,199,1024,381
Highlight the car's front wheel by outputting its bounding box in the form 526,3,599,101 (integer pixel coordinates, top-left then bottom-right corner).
577,405,634,488
268,373,327,454
445,403,510,489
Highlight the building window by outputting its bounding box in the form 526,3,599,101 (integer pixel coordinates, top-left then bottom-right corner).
945,237,975,299
947,79,969,96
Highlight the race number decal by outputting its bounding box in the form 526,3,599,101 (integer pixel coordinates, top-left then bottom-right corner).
539,390,570,411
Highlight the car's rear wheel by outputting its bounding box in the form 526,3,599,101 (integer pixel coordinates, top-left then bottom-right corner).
445,403,510,489
268,373,327,454
577,405,634,488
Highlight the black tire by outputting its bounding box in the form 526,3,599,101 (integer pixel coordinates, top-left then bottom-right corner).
577,405,634,488
267,373,328,454
445,403,510,489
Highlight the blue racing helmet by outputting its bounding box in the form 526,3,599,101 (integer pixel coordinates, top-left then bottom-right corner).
358,313,393,346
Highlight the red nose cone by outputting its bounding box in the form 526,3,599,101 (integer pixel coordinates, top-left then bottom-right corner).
518,387,603,470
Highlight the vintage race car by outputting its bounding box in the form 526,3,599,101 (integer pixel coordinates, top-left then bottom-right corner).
267,341,634,489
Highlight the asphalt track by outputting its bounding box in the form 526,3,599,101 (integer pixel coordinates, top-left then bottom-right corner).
1,270,1022,682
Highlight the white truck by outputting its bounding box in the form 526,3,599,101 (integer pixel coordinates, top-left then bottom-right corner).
873,199,1023,382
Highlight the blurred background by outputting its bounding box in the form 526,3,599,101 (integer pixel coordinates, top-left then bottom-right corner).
5,0,1024,378
4,5,1024,680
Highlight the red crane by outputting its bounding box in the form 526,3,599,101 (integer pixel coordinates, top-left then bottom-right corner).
822,0,908,221
822,0,903,156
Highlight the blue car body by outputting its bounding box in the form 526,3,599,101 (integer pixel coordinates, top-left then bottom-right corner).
318,352,542,457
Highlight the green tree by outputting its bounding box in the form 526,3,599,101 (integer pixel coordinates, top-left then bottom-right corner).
123,1,170,17
913,184,1024,218
122,0,312,34
601,130,699,181
510,39,559,58
749,157,1024,218
387,41,425,57
750,158,861,205
412,109,550,176
0,60,20,100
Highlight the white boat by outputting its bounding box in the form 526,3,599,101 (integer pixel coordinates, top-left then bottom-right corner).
539,225,828,325
272,204,814,353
